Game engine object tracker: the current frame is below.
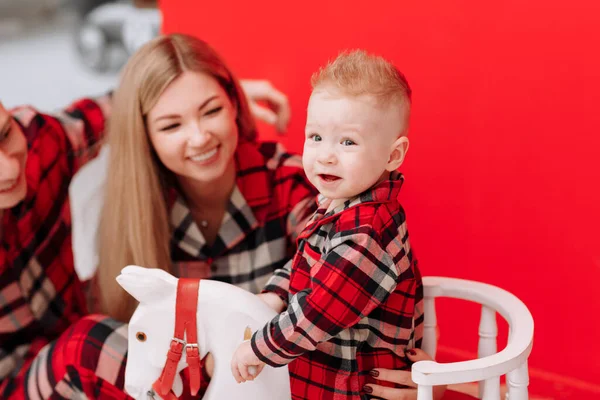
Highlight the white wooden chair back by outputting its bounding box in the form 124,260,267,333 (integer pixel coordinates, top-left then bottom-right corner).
414,277,534,400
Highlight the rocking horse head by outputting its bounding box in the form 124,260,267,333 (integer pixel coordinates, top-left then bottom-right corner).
116,265,291,400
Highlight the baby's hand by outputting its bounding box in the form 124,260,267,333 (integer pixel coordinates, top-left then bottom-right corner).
231,340,266,383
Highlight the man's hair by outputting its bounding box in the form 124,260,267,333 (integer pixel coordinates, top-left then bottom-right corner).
311,49,412,130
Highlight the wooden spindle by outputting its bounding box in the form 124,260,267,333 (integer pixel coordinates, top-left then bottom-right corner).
417,385,434,400
507,361,529,400
478,305,499,399
423,297,437,359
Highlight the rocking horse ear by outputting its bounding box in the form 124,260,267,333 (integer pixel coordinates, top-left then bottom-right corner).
116,265,177,304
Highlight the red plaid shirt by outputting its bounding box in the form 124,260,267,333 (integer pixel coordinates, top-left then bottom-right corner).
253,172,424,400
0,98,109,383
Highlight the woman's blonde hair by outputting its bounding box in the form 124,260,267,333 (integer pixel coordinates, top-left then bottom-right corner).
97,34,256,321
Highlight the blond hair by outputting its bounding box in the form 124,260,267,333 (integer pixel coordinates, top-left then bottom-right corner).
97,34,256,322
311,49,412,132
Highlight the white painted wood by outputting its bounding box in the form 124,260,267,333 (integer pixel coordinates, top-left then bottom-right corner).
507,361,529,400
414,277,534,395
423,297,437,359
116,265,291,400
478,305,499,399
481,377,501,400
416,385,434,400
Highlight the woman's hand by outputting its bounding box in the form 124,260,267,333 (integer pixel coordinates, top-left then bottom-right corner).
240,79,290,133
364,349,446,400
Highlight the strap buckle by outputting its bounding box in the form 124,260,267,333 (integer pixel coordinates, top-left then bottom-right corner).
170,338,199,351
185,342,200,359
168,338,186,356
171,337,186,345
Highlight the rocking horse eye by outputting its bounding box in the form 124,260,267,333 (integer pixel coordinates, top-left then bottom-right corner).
136,332,147,342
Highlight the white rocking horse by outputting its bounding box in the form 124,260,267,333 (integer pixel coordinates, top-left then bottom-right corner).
116,265,291,400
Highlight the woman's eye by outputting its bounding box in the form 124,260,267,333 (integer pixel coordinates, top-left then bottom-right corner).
160,123,180,132
136,332,147,342
205,106,223,116
342,139,355,146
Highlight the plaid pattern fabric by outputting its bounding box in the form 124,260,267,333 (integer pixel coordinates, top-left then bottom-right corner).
253,172,425,400
23,315,130,400
1,137,318,398
0,98,109,394
171,140,318,292
14,314,209,400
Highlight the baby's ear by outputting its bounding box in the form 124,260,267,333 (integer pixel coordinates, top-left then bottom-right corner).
386,136,410,171
116,265,176,304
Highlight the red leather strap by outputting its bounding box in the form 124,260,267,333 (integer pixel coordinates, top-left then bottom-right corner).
179,278,201,395
153,278,201,398
152,381,177,400
186,345,201,395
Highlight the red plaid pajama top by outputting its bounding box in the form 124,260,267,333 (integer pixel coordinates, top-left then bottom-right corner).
254,172,425,400
0,98,108,386
0,99,319,399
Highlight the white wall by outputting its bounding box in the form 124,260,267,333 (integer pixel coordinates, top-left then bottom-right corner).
0,10,118,111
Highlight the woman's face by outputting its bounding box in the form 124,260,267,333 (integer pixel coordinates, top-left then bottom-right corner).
0,102,27,210
146,71,239,187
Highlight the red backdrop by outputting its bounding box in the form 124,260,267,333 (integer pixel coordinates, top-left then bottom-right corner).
161,1,600,397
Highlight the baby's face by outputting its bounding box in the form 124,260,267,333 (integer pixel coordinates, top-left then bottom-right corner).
303,87,405,209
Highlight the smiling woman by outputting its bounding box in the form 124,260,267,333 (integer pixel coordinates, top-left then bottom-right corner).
147,72,239,209
96,34,276,323
147,71,241,245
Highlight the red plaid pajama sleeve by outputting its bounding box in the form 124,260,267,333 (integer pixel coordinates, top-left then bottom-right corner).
0,97,109,397
261,259,293,306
